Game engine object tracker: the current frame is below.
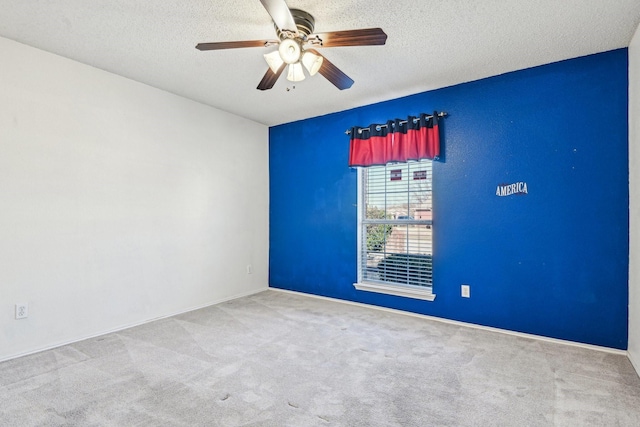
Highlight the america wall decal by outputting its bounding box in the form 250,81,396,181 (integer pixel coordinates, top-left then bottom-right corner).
496,182,528,196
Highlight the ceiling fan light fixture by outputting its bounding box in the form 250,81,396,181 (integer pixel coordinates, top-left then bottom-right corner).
279,38,301,64
264,50,284,74
286,62,306,82
302,51,323,76
196,3,386,91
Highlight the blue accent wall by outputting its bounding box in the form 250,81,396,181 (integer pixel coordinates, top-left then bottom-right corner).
269,49,629,349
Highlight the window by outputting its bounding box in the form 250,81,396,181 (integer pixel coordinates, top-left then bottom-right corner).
354,159,435,301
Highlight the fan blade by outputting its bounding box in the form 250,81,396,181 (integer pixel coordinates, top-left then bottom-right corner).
309,28,387,47
260,0,298,35
196,40,275,51
257,63,286,90
306,49,354,90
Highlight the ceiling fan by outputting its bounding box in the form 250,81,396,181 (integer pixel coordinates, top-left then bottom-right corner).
196,0,387,91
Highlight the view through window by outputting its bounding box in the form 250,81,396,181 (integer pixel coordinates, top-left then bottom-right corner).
359,160,433,290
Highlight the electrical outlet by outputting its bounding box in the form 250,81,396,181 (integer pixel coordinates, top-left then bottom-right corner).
15,303,28,319
246,264,253,274
461,285,470,298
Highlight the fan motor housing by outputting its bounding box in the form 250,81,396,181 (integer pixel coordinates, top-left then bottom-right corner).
276,9,315,40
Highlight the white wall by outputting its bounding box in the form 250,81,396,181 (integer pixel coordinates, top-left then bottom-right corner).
0,37,269,361
629,24,640,373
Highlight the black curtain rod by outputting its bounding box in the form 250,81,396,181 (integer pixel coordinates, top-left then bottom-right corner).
345,111,448,135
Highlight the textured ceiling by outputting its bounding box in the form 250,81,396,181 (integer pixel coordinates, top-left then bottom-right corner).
1,1,639,126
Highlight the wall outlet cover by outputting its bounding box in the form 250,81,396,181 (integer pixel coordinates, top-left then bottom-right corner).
461,285,471,298
15,303,29,319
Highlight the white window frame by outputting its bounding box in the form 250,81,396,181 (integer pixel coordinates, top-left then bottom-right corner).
353,161,436,301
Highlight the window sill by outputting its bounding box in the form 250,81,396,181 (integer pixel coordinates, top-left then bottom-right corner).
353,282,436,301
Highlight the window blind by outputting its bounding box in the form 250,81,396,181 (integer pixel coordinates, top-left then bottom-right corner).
360,160,433,289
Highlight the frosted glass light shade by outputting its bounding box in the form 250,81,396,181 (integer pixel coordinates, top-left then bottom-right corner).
279,39,301,64
264,50,284,74
286,63,306,82
302,51,323,76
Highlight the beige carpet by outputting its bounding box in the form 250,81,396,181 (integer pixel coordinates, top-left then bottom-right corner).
1,290,639,426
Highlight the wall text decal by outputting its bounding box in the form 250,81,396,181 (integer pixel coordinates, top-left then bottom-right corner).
496,182,528,196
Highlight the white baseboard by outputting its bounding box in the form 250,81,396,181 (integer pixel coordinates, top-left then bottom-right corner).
269,288,628,356
0,286,269,364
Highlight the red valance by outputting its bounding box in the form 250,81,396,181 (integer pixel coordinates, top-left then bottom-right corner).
348,112,442,167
